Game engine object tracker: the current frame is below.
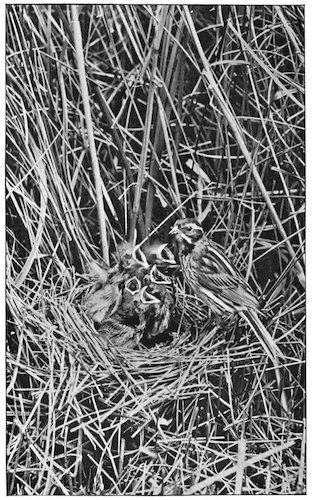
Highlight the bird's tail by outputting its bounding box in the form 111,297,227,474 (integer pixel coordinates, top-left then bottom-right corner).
242,309,284,364
242,309,288,415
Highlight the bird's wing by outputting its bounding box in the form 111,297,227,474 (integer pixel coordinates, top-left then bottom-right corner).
195,243,259,309
200,241,238,275
199,270,241,290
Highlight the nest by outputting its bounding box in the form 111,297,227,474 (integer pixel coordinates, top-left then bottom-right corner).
6,267,304,495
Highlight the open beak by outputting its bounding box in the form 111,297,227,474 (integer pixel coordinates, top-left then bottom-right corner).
140,286,160,304
169,226,178,235
125,276,141,295
149,264,171,284
132,246,149,268
157,243,176,264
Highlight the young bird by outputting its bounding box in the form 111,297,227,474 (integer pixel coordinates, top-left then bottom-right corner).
97,318,141,349
83,237,175,346
169,218,288,412
144,242,176,267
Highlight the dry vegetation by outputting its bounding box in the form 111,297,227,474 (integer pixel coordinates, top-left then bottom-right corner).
6,5,305,495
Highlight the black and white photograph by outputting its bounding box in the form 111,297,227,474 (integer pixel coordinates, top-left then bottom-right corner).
6,4,305,495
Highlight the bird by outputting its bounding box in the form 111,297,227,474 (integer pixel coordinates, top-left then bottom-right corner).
144,242,176,267
142,281,173,341
116,266,173,342
97,317,141,349
83,240,175,346
82,281,121,324
169,217,288,413
116,241,150,281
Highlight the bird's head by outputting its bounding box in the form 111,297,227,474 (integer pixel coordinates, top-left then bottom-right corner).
117,241,149,273
144,242,176,266
169,218,204,247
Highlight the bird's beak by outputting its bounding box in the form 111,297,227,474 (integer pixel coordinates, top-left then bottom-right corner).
125,276,141,295
169,226,178,235
158,243,176,264
140,286,160,304
132,247,149,268
150,264,171,284
169,226,192,244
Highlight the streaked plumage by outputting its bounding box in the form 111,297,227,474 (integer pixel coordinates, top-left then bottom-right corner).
170,218,288,412
170,219,258,309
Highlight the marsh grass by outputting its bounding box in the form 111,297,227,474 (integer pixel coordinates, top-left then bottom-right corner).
6,5,305,494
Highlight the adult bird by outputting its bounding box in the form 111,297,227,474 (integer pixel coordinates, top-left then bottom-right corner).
169,217,288,413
